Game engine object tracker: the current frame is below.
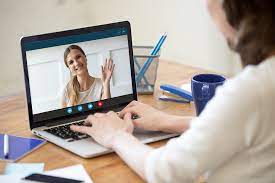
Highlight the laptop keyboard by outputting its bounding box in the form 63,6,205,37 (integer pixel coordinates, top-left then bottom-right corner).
44,121,89,142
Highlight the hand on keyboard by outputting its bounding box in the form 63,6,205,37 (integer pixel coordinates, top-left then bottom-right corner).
45,121,90,142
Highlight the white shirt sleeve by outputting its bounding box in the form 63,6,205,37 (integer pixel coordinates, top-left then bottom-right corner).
145,66,263,183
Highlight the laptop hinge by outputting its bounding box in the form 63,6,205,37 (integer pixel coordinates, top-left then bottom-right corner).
45,115,87,127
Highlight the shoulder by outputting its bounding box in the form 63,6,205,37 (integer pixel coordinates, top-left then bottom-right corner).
220,57,274,103
217,63,267,103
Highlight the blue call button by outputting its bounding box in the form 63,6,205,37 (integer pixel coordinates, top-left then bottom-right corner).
67,107,73,114
77,105,83,112
87,103,93,109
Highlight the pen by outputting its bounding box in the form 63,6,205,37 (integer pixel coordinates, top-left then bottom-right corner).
4,134,9,158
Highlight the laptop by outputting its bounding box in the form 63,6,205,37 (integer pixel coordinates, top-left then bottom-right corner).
20,21,178,158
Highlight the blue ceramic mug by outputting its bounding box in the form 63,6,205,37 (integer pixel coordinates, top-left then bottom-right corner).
191,74,226,116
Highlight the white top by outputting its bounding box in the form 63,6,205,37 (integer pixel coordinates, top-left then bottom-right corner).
63,78,103,106
145,56,275,183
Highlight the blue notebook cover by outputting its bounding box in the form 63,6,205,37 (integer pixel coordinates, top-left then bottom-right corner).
0,134,46,162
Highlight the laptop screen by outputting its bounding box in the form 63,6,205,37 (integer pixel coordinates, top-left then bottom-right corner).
21,22,137,128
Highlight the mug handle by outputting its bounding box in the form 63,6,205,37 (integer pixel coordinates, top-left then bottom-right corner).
202,84,210,99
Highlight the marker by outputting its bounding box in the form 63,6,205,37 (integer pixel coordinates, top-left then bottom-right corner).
4,134,9,158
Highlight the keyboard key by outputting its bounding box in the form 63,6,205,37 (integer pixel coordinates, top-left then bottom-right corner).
44,121,88,141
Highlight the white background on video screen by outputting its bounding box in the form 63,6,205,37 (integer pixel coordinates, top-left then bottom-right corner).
26,35,132,114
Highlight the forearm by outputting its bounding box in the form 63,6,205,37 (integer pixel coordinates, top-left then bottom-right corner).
159,115,194,134
112,131,153,180
101,82,111,100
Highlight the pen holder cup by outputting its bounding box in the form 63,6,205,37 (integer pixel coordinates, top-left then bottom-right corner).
133,46,160,94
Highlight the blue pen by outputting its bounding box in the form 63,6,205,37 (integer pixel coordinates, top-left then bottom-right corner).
150,33,167,55
136,33,167,85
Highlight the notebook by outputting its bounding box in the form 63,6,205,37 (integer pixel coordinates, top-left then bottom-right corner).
0,134,46,162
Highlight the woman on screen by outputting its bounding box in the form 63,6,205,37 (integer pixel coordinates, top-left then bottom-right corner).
61,45,115,108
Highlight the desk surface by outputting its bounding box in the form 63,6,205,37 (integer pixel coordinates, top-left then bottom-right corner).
0,60,208,182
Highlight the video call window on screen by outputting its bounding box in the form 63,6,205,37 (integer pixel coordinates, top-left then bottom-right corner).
25,29,133,115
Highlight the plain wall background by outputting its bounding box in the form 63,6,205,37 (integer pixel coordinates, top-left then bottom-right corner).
0,0,242,97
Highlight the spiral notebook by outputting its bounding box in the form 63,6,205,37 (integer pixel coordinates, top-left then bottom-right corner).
0,134,46,162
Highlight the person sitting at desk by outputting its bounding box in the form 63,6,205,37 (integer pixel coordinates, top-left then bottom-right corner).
71,0,275,182
61,45,115,108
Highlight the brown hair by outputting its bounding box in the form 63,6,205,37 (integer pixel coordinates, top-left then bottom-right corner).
64,45,86,106
222,0,275,66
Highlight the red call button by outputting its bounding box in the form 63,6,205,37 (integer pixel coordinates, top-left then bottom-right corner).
98,101,103,107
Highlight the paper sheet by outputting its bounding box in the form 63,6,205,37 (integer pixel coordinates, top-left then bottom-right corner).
0,175,22,183
44,164,93,183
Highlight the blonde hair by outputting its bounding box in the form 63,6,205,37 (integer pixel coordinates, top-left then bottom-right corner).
64,45,86,106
